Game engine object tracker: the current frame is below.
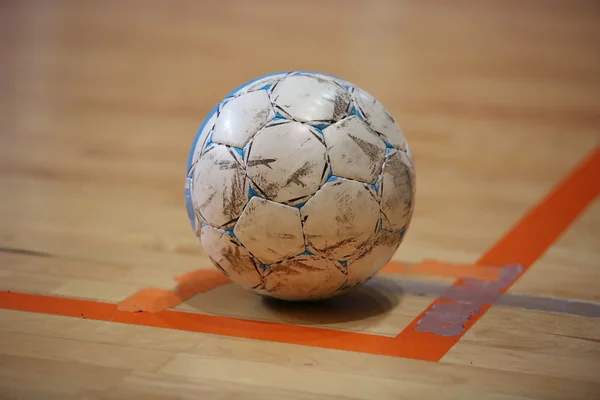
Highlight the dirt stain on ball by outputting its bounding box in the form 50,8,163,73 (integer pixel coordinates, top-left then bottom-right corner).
349,134,384,162
247,157,277,169
325,91,351,121
222,169,247,222
220,238,263,279
253,108,272,126
286,160,315,188
382,152,413,212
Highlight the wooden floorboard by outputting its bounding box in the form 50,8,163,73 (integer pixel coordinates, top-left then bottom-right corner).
2,0,599,398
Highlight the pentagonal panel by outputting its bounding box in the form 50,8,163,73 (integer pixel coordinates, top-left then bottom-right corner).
264,255,347,301
347,230,403,287
201,225,263,289
301,178,380,260
352,87,406,150
271,74,351,123
192,145,248,228
246,121,327,203
233,197,305,265
212,90,275,148
380,150,415,232
323,116,386,184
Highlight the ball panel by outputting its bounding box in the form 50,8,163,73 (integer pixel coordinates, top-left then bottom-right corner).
201,225,263,289
187,71,415,301
264,255,347,301
192,145,249,228
380,150,415,232
212,91,276,148
347,230,403,287
291,71,354,89
246,122,327,203
319,161,333,188
271,74,351,123
188,110,218,171
230,72,290,96
233,197,305,265
302,178,380,260
323,116,386,184
352,88,406,151
184,175,197,233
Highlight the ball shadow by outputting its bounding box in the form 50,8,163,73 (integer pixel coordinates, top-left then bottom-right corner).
259,278,404,326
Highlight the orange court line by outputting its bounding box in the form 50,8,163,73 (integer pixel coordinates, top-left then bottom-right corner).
0,290,435,361
1,145,598,362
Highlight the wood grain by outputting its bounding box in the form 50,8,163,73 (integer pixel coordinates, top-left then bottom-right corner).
2,0,600,398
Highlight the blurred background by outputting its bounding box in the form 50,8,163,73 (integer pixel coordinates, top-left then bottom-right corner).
3,0,599,273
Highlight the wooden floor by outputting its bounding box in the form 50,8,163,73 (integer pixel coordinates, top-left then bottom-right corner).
2,0,600,398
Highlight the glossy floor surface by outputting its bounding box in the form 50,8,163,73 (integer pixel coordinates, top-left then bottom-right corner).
2,0,600,399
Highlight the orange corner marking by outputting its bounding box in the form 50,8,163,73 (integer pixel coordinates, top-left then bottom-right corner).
116,259,501,314
392,145,600,360
117,260,504,314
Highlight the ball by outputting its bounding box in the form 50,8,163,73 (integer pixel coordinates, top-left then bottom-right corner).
185,71,415,301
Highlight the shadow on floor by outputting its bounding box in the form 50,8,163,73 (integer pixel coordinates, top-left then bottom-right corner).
257,279,404,325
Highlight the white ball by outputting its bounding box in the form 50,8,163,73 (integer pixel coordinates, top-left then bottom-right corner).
185,71,415,301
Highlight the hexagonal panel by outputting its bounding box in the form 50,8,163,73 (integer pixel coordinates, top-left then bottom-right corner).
323,115,386,184
233,197,305,265
201,225,263,289
212,90,276,148
192,145,248,228
380,150,415,232
271,74,351,123
352,87,407,150
347,230,403,287
302,178,380,260
246,121,327,203
264,255,347,301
